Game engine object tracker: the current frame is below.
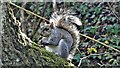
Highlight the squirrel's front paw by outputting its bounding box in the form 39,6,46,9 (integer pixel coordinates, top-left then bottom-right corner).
40,37,49,45
40,40,46,45
38,37,45,44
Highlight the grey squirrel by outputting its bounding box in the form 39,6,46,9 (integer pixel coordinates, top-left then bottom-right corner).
40,11,82,60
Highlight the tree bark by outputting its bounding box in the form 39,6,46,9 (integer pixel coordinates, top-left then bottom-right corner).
1,3,68,67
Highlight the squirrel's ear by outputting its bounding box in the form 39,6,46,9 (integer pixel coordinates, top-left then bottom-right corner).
50,22,55,29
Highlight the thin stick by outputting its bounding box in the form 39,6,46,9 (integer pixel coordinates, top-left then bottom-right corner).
77,48,81,53
107,3,120,22
31,1,47,39
78,52,109,67
8,1,49,22
79,33,120,53
53,0,57,12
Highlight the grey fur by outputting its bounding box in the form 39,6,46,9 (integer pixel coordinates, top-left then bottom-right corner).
40,10,82,60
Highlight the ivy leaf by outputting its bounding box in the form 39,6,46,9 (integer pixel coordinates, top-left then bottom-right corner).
98,56,102,59
105,40,109,44
30,5,34,11
89,26,98,34
87,47,97,54
90,15,95,18
101,17,107,21
74,54,83,62
111,17,116,22
38,7,42,11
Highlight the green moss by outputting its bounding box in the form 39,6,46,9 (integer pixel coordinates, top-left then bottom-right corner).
25,42,69,66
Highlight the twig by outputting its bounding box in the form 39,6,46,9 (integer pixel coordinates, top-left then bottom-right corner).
20,2,26,23
53,0,57,12
77,52,114,67
107,2,120,22
8,1,49,22
79,33,120,53
20,2,26,34
30,1,47,40
78,53,105,67
77,48,81,53
26,3,38,22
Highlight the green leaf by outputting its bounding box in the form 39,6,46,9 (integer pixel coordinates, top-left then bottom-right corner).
38,2,44,6
105,40,109,44
90,26,98,34
93,56,97,59
91,15,95,18
112,60,118,65
109,58,114,63
111,35,120,46
97,44,102,48
98,56,102,59
87,47,97,54
101,17,107,21
104,25,113,33
74,54,81,62
89,8,94,12
111,17,116,22
95,7,102,14
30,5,34,11
82,42,89,47
38,7,42,11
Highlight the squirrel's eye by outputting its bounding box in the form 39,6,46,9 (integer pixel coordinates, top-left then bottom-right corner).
68,17,72,20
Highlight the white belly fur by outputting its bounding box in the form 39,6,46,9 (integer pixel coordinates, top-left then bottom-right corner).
45,45,61,55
